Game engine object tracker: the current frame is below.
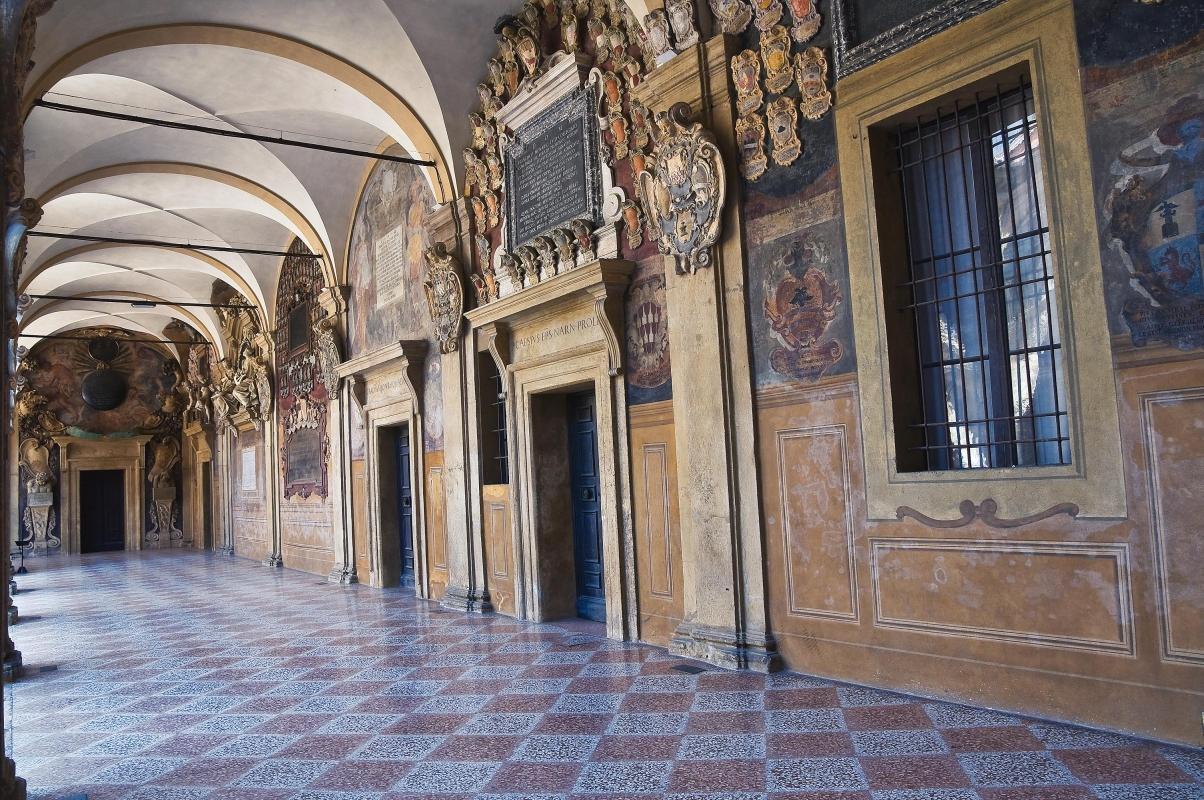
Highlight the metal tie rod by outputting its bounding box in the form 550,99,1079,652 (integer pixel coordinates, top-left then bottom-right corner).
33,98,436,167
26,230,317,259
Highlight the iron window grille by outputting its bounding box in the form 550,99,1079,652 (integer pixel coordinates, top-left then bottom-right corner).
886,74,1070,472
480,354,509,485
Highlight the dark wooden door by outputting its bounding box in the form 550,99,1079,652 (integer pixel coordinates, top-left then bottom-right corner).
567,391,605,622
202,463,213,550
80,469,125,553
396,427,415,580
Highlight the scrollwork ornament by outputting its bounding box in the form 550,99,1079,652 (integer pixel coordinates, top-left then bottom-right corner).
422,242,466,354
794,46,832,120
760,25,793,94
637,103,727,275
731,49,764,117
786,0,821,43
752,0,785,32
312,316,343,391
736,112,769,181
710,0,754,33
666,0,700,48
767,96,802,166
642,9,674,58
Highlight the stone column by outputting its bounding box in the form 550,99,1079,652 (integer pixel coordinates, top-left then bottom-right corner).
633,35,779,671
431,200,491,612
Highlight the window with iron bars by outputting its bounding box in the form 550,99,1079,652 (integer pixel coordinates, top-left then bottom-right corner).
885,74,1070,472
479,353,509,485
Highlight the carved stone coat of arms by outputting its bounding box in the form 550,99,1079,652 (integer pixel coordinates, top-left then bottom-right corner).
637,103,727,275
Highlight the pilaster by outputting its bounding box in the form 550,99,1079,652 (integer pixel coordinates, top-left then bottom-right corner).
633,35,780,672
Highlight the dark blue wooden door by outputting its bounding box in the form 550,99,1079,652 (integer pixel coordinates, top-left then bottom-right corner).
567,391,605,622
395,427,414,580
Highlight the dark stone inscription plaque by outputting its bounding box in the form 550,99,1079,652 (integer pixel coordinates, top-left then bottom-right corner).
285,427,322,487
506,87,602,250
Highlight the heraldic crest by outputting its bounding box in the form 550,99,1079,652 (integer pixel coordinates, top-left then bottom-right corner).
423,242,465,354
637,102,727,275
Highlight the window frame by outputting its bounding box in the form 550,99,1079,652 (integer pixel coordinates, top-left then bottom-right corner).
835,0,1125,520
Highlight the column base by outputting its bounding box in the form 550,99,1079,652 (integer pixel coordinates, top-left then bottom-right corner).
327,566,358,585
1,757,27,800
262,553,283,568
670,622,783,673
3,648,23,680
439,584,493,614
218,545,235,556
7,604,16,626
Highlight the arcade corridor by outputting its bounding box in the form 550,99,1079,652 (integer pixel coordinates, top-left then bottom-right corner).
10,551,1204,799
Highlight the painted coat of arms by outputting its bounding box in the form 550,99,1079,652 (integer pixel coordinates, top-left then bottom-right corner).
765,235,844,381
626,274,671,389
1107,94,1204,350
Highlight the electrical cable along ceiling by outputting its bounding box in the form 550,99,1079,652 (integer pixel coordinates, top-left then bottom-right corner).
15,0,527,356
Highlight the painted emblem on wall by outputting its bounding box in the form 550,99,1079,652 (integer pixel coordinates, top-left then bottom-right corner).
1107,93,1204,350
767,96,802,166
731,49,764,117
787,0,821,43
765,235,844,381
710,0,753,34
626,273,671,389
760,25,793,94
752,0,784,32
795,46,832,120
638,103,727,275
423,242,466,354
736,111,769,181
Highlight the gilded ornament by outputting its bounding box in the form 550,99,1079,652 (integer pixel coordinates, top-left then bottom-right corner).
786,0,821,43
423,242,466,354
560,2,581,52
500,252,521,288
620,199,644,250
709,0,753,34
637,103,727,275
470,273,489,305
630,100,652,150
752,0,784,32
766,96,801,166
475,232,492,272
608,111,630,161
666,0,700,49
760,25,792,94
463,147,486,196
470,196,488,232
469,113,491,150
571,218,597,262
487,58,509,100
312,316,343,391
731,49,764,117
552,227,577,270
485,150,503,190
736,111,769,181
643,10,673,59
794,46,832,120
483,189,501,230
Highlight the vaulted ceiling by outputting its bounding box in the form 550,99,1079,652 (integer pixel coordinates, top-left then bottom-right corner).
18,0,617,354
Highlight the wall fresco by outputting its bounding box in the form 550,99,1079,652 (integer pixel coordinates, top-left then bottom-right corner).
347,157,444,450
1078,0,1204,347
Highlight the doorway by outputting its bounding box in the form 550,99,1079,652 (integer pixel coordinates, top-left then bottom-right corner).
567,391,605,622
201,462,213,550
395,426,415,585
79,469,125,553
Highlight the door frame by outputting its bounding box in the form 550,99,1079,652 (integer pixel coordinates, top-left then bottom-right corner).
340,341,430,594
53,434,151,554
511,353,636,640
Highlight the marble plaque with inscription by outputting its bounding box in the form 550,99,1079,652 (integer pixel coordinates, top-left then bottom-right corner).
375,225,407,309
505,87,603,250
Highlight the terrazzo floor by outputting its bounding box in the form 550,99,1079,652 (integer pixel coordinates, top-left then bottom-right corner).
6,550,1202,800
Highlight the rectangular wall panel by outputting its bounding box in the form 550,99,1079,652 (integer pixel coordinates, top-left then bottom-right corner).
641,444,674,599
483,484,514,614
871,539,1133,653
1142,388,1204,663
776,426,858,621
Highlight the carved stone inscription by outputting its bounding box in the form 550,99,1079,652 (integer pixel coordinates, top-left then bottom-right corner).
506,88,602,249
514,314,600,361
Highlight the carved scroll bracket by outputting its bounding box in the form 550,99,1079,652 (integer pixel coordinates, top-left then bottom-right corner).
588,283,625,377
896,499,1081,530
